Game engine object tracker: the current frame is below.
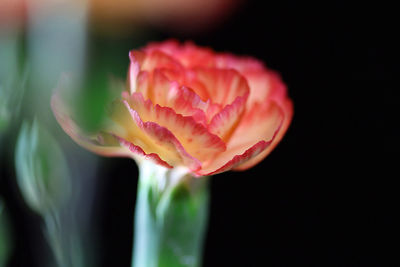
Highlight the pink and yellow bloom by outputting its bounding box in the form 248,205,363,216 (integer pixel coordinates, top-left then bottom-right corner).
52,40,293,176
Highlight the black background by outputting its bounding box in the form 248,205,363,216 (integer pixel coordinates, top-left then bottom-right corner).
1,0,395,266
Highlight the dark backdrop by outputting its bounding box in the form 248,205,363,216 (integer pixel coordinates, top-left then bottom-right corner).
1,0,395,266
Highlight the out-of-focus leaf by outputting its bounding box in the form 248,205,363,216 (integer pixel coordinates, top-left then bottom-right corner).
73,33,135,133
0,199,13,267
0,71,27,133
26,2,87,123
0,85,10,133
15,119,71,215
75,73,111,133
0,33,26,134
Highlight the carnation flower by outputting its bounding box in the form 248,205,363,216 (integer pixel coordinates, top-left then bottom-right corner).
52,40,293,176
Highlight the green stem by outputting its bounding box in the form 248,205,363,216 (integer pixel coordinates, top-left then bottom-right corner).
43,210,85,267
44,212,67,267
132,161,209,267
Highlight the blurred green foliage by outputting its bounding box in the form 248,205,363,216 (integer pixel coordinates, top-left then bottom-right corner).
73,33,138,133
1,9,153,266
0,72,27,134
14,119,71,215
0,32,26,134
74,72,112,133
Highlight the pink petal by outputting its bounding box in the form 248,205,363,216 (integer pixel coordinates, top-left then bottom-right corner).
52,91,182,169
51,93,130,157
128,51,140,94
144,40,181,55
208,93,248,141
198,100,285,175
109,99,192,168
129,49,184,100
215,53,266,73
197,141,272,176
192,68,250,107
123,100,202,171
161,67,211,101
132,49,183,73
125,93,227,164
228,101,285,149
145,70,208,125
204,100,223,122
144,40,216,68
165,83,208,125
244,69,288,107
233,98,293,170
162,67,249,123
116,136,173,168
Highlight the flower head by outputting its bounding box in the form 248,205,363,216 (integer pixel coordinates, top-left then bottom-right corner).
52,40,293,176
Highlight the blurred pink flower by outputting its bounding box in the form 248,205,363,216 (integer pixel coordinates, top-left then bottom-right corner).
52,40,293,176
0,0,26,28
88,0,241,33
0,0,240,33
0,0,84,29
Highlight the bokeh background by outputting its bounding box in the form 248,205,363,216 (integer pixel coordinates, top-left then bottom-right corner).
0,0,395,266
